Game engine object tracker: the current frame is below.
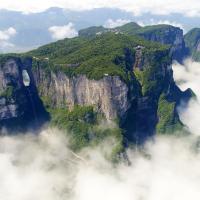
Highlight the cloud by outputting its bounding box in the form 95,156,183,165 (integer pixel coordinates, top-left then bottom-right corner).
48,22,78,40
0,27,16,41
173,59,200,135
1,0,200,17
1,128,200,199
75,136,200,200
138,19,185,32
104,19,130,28
0,27,16,50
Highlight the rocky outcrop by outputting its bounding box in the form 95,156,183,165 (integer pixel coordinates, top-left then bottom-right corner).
123,47,192,143
0,57,49,131
33,67,130,120
137,25,187,63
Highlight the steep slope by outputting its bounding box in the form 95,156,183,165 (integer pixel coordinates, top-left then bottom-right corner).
136,25,187,62
184,28,200,61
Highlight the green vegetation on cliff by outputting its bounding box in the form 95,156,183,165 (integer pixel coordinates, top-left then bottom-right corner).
134,51,171,96
26,33,168,82
184,28,200,61
49,105,124,161
0,85,14,100
156,94,183,133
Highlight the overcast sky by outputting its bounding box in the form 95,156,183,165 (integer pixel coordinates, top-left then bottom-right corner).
0,0,200,16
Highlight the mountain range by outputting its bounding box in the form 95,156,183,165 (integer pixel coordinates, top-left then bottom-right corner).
0,21,199,156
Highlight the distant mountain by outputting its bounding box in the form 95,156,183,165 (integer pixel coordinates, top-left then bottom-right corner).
0,7,200,53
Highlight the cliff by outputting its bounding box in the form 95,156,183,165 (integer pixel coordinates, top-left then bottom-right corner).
136,25,187,63
34,69,130,121
0,56,49,131
0,32,193,148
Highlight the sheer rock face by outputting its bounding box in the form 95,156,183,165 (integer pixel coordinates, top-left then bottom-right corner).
0,59,24,120
138,26,187,63
0,58,48,130
34,68,130,120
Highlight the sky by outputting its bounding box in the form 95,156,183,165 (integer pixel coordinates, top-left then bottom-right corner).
1,0,200,16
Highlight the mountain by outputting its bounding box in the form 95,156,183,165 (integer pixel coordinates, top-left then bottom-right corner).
0,32,193,152
79,23,187,62
78,22,141,37
0,7,200,53
0,7,134,52
184,28,200,61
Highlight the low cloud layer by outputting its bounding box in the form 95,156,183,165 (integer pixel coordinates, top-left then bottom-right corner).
49,22,78,40
1,129,200,200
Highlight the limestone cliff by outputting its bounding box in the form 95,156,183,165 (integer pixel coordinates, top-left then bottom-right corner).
0,57,48,131
33,68,130,120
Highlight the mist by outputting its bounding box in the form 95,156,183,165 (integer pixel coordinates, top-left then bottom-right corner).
0,58,200,199
173,59,200,135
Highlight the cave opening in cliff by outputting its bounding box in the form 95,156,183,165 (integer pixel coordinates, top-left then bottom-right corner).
22,70,31,87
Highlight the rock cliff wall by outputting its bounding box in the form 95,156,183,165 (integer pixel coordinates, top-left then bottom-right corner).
33,67,130,120
0,57,48,131
0,48,192,139
138,26,187,63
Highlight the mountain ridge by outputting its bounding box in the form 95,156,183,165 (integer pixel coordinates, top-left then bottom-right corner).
0,30,193,151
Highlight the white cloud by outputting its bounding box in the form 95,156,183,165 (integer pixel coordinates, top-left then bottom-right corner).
0,27,16,41
173,59,200,135
1,0,200,17
138,19,185,32
1,128,200,199
104,19,130,29
48,22,78,40
0,27,16,50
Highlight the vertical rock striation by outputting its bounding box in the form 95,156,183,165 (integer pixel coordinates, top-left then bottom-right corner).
34,67,130,120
